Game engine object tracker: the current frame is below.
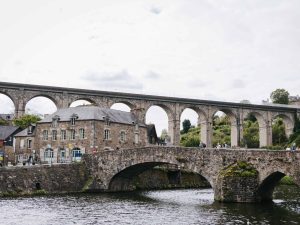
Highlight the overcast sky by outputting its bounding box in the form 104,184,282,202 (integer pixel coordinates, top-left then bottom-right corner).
1,0,300,134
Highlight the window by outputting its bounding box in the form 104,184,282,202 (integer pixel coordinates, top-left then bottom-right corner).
44,148,53,158
120,131,126,142
134,133,139,144
27,139,32,149
135,124,139,131
42,130,48,140
52,116,60,127
104,129,110,140
70,114,78,126
70,117,76,126
72,147,82,162
79,128,85,139
61,130,66,140
70,129,76,140
52,130,57,141
28,125,33,134
103,116,110,126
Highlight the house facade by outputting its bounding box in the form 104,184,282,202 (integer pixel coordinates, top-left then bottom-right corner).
33,106,149,164
14,124,36,165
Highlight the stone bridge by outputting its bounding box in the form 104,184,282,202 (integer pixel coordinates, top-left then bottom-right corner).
1,81,300,147
83,147,300,202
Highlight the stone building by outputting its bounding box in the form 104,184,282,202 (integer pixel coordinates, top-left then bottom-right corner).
33,106,150,164
0,125,22,165
14,124,36,165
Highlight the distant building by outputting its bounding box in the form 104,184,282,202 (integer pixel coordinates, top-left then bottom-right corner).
0,125,22,165
30,106,150,164
289,95,300,106
0,114,14,126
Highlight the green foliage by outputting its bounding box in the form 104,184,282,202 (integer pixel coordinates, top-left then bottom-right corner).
242,120,259,148
180,127,200,147
182,119,191,134
272,117,287,146
279,176,295,185
212,115,231,146
270,88,289,104
220,161,258,177
0,119,9,126
13,114,41,129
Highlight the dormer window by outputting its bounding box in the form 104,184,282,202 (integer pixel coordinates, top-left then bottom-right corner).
52,115,60,127
70,114,78,126
28,125,33,134
103,116,110,126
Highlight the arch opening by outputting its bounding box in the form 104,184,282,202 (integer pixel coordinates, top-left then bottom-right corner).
25,96,57,118
145,105,169,145
110,103,131,112
108,162,211,192
212,110,233,148
0,93,15,124
272,115,288,149
180,108,200,147
257,171,286,202
242,112,261,148
69,99,95,107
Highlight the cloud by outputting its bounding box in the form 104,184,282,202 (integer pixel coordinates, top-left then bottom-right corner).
145,70,160,79
231,79,246,89
150,6,162,15
187,79,209,88
82,70,144,90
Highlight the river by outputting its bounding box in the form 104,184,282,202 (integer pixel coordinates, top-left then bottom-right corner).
0,185,299,225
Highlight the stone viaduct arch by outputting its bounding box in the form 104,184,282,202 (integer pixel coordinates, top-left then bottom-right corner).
0,81,299,147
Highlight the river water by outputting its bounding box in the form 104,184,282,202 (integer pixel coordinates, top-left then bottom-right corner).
0,186,299,225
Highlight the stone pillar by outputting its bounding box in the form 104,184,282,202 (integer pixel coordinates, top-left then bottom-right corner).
230,123,238,147
131,107,146,124
168,119,181,146
200,119,212,148
15,90,26,118
259,122,272,147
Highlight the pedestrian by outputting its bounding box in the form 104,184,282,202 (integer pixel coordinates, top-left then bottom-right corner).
292,143,296,151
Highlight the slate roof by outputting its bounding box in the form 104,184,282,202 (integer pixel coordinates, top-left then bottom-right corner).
0,114,14,120
14,125,36,137
0,126,19,140
39,106,145,126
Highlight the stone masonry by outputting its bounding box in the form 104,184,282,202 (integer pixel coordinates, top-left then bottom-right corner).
83,147,300,202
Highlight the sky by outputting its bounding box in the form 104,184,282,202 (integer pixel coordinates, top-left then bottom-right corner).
0,0,300,134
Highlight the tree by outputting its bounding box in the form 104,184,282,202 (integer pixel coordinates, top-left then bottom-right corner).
182,119,191,133
0,119,9,126
270,89,289,104
13,114,41,129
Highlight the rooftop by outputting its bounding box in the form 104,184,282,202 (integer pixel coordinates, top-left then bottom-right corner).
40,106,144,126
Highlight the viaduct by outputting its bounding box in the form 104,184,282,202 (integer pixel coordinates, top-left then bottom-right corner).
1,81,300,148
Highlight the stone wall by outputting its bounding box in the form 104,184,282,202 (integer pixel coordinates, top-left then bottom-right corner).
0,163,88,196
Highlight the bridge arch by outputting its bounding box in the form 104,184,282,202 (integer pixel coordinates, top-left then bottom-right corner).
108,162,212,192
242,111,269,147
211,108,238,147
110,102,133,112
271,113,294,139
0,92,16,114
108,100,136,110
25,95,58,117
179,106,207,147
69,98,96,107
145,103,174,143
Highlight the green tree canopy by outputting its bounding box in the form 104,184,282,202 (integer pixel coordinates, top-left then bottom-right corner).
270,88,289,104
13,114,41,129
182,119,191,133
0,119,9,126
